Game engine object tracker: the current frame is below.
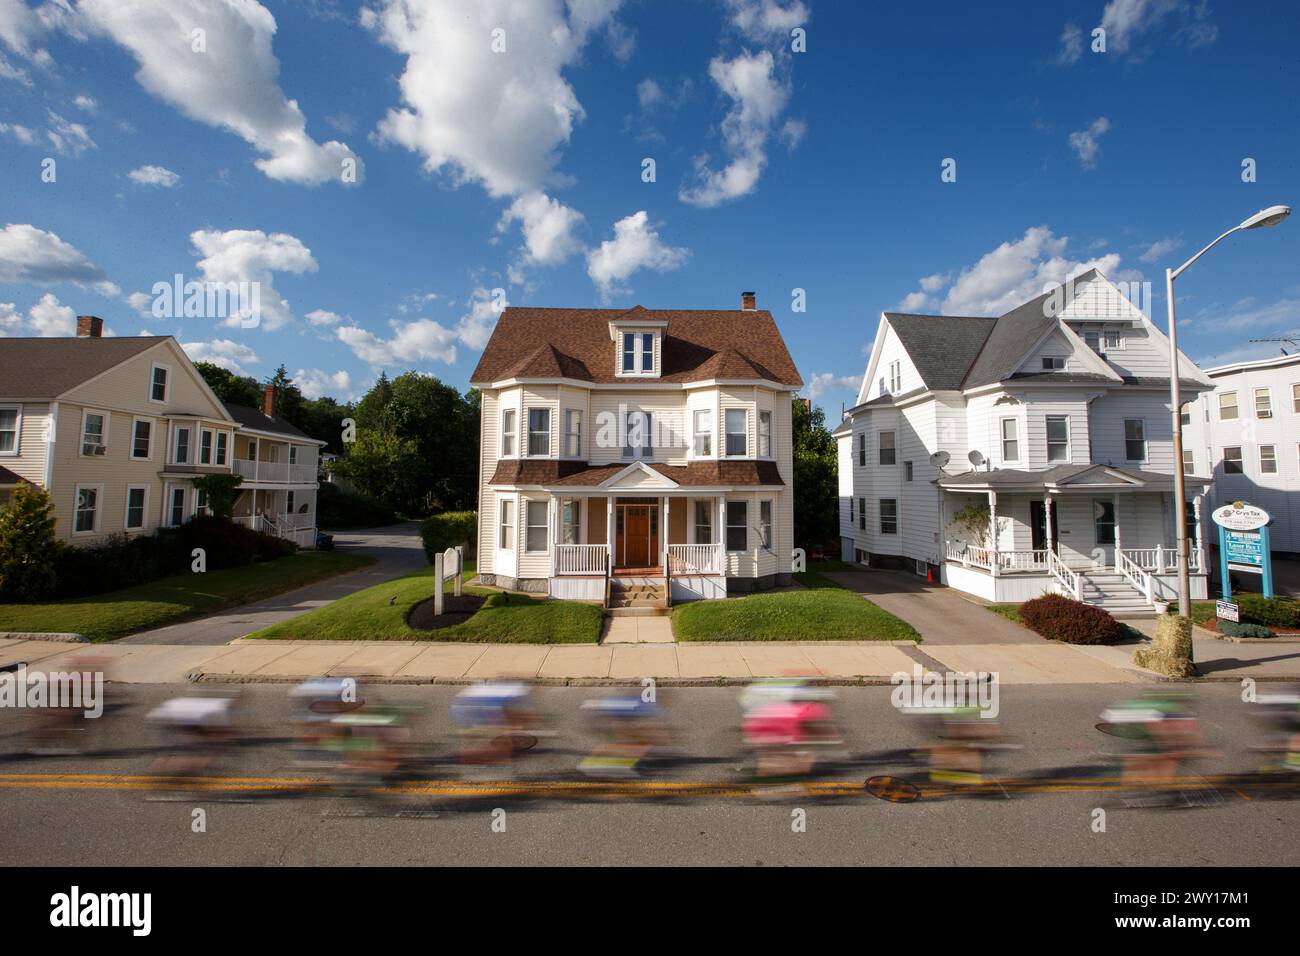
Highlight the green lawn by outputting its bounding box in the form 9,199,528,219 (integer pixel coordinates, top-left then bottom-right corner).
250,565,604,644
0,551,375,642
674,587,920,642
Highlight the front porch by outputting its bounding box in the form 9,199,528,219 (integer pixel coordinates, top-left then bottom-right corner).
938,466,1210,613
232,486,317,549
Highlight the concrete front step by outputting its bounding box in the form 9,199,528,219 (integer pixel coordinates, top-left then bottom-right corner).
607,606,673,617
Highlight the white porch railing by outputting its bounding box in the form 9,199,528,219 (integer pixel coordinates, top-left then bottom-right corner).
944,540,993,571
1120,546,1203,574
1117,549,1154,606
668,543,724,575
998,549,1048,572
1047,549,1082,600
232,459,317,484
554,543,607,575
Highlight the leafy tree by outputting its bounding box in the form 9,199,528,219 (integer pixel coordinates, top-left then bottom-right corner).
190,474,245,520
193,361,354,453
265,364,304,425
193,362,261,407
792,398,839,549
0,483,61,601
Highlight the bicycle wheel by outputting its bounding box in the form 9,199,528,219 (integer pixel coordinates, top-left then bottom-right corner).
494,732,538,754
865,775,921,803
1094,721,1151,740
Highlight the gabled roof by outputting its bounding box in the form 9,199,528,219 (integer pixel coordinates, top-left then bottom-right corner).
936,462,1211,491
0,336,168,399
880,313,995,390
222,402,318,442
470,306,802,388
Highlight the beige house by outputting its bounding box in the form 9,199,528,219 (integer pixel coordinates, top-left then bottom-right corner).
469,293,804,607
0,316,321,548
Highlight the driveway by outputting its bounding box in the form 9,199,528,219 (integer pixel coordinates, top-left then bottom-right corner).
119,522,428,645
822,569,1043,645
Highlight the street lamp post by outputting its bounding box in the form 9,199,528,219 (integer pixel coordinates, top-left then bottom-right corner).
1166,204,1291,620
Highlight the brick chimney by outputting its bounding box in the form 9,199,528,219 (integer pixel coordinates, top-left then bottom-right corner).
741,291,756,311
76,315,104,338
262,383,277,417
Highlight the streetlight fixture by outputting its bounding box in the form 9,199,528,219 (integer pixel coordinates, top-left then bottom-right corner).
1166,204,1291,620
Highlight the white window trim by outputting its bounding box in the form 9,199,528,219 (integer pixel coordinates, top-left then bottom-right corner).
1045,415,1071,463
616,331,657,377
879,497,898,535
199,427,215,465
723,408,748,458
129,416,153,461
888,360,902,394
1123,417,1147,463
0,403,21,457
725,499,748,553
498,496,516,551
1222,446,1243,473
215,430,229,466
878,429,897,466
1000,416,1020,464
1255,387,1273,419
1102,330,1125,351
1041,356,1067,371
1259,444,1278,473
150,362,171,405
759,499,773,551
623,410,653,460
525,407,552,458
1219,391,1238,421
691,408,713,459
165,484,187,527
72,483,103,536
79,408,110,458
500,407,518,459
563,410,583,459
172,424,193,465
757,409,773,459
124,484,150,531
523,499,549,554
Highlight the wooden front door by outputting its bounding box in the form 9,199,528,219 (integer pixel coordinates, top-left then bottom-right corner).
615,504,659,569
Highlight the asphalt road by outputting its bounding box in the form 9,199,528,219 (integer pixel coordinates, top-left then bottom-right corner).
0,682,1296,866
120,522,427,645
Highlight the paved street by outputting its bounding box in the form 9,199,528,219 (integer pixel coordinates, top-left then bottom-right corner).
0,683,1295,866
119,523,426,645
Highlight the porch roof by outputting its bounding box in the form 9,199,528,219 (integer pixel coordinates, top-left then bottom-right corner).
0,465,22,487
488,458,784,489
936,463,1212,493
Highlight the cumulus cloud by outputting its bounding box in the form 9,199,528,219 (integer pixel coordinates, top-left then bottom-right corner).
806,371,859,401
72,94,96,112
586,211,689,299
1099,0,1218,58
78,0,362,185
189,228,318,331
45,109,95,156
0,120,35,144
679,49,793,208
496,191,584,282
26,291,76,336
896,226,1136,317
128,164,180,187
294,367,354,400
0,301,22,335
182,338,260,374
1068,115,1110,169
1139,237,1183,263
0,223,118,295
725,0,807,39
305,308,344,326
454,286,504,349
338,317,458,367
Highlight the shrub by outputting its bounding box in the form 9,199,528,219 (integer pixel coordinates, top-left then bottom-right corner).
1218,620,1274,638
420,511,477,564
317,482,397,530
1018,593,1124,645
0,483,61,601
1234,594,1300,629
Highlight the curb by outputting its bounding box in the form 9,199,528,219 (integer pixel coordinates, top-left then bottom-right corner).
0,632,88,643
192,673,900,687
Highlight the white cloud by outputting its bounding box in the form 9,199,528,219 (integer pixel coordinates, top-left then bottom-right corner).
125,290,153,316
0,301,23,335
0,0,51,62
496,191,584,277
586,210,689,298
0,120,35,144
182,338,260,374
45,110,95,156
338,317,458,367
1139,237,1182,263
189,228,318,331
364,0,624,198
1068,115,1110,169
128,164,180,187
725,0,807,38
26,291,76,336
294,367,354,400
1194,339,1295,368
0,223,118,295
454,286,504,349
305,308,344,326
1099,0,1218,58
806,371,859,401
897,226,1135,317
78,0,362,186
1055,23,1084,65
1194,296,1300,334
679,49,792,207
72,94,96,112
636,78,663,109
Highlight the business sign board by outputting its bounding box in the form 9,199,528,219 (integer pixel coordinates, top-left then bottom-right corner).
1214,502,1273,600
1216,600,1239,623
1224,530,1264,568
1212,502,1269,531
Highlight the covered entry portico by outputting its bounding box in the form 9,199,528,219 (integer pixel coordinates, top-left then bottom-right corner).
938,464,1210,610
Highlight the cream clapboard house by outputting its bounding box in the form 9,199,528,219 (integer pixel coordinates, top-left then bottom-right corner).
834,270,1214,615
0,317,321,547
470,293,803,607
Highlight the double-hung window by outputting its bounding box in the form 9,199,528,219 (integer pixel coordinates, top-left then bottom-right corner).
624,411,652,458
1223,446,1243,474
858,497,866,531
1260,445,1278,474
525,500,548,552
879,499,898,535
131,419,151,459
564,410,582,458
1219,391,1238,421
757,410,772,457
1001,418,1019,463
0,407,18,455
1293,383,1300,413
724,409,747,457
150,365,169,403
694,500,712,543
692,410,712,456
1255,388,1272,419
1046,416,1069,463
858,433,866,467
174,426,191,464
527,408,550,457
125,487,147,530
215,432,228,466
888,360,902,393
168,487,186,527
620,332,655,374
74,486,99,533
1124,419,1146,461
200,429,214,465
81,412,107,457
501,409,517,456
879,430,896,465
759,500,773,549
725,501,748,552
498,499,515,550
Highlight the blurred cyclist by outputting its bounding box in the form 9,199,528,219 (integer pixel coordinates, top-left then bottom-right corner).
146,694,239,790
1099,693,1209,790
740,680,842,781
451,682,541,767
1251,687,1300,774
578,695,675,779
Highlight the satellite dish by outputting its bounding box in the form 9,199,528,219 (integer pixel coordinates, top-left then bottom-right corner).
968,450,986,469
929,451,950,471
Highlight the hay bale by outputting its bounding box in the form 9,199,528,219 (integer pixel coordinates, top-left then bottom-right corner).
1133,615,1194,677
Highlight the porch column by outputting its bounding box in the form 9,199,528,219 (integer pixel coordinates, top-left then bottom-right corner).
987,491,999,577
1193,493,1204,573
1044,493,1054,554
1112,492,1121,568
606,495,614,572
549,495,558,577
718,496,727,576
662,495,670,571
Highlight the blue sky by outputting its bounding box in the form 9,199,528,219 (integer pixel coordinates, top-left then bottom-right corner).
1,0,1296,414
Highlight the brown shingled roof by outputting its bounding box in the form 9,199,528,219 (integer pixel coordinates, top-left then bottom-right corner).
470,306,802,387
0,336,168,399
488,459,784,487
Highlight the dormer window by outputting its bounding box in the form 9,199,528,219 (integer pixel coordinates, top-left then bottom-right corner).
1041,356,1066,371
620,332,655,375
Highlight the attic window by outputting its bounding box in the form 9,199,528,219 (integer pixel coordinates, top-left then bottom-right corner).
619,332,656,375
1041,356,1066,371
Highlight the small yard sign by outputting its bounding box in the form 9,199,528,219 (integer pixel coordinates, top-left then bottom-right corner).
1216,600,1239,623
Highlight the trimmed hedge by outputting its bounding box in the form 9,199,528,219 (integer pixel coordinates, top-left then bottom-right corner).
1018,593,1124,645
1234,594,1300,630
1218,620,1274,638
317,482,398,530
419,511,476,564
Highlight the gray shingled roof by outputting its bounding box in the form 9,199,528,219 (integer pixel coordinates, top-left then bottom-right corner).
937,462,1210,489
222,402,316,441
881,313,995,390
0,336,168,399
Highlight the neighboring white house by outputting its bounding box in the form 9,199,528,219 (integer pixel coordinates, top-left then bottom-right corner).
833,269,1213,614
469,293,803,607
0,317,321,548
1182,352,1300,554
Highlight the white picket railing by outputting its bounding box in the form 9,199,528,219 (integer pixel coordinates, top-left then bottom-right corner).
554,544,607,575
1120,546,1202,574
232,458,317,484
668,543,724,575
1048,549,1082,600
944,540,992,571
997,549,1048,572
1117,549,1155,606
